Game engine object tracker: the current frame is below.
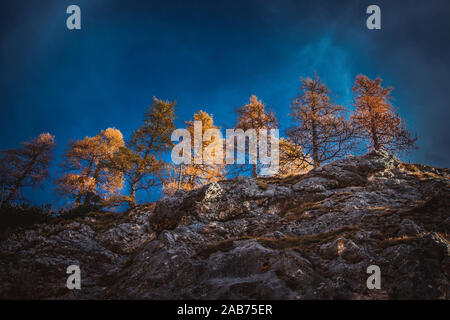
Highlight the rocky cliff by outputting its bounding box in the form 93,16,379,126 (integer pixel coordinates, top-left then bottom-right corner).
1,151,449,299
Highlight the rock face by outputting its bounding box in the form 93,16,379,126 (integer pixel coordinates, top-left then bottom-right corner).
1,151,449,299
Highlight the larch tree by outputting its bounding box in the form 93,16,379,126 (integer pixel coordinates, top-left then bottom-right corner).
232,95,278,177
163,110,225,194
287,74,354,168
56,128,125,206
277,137,312,177
351,74,417,153
0,133,56,204
111,97,176,206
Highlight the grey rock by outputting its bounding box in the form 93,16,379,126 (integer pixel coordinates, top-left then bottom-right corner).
0,151,448,299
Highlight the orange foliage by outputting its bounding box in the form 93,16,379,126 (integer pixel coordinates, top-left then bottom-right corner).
163,111,225,194
56,128,125,206
352,74,417,153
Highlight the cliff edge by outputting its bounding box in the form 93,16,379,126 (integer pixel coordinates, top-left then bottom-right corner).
1,151,449,299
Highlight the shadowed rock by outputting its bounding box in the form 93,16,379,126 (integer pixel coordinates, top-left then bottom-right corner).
1,151,448,299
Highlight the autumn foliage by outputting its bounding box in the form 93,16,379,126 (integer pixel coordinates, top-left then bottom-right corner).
163,110,225,194
0,133,55,204
352,74,417,153
232,95,278,177
277,137,311,177
0,73,419,209
111,97,176,206
56,128,125,206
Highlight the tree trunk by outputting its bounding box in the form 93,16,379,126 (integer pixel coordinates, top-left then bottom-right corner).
75,193,82,206
370,120,380,151
4,154,38,203
177,165,183,190
312,119,319,168
4,183,21,204
372,132,380,150
252,164,258,178
84,164,100,205
368,106,380,151
77,158,94,206
128,183,137,207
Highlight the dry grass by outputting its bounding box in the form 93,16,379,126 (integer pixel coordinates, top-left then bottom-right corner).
283,201,319,220
195,239,236,258
401,163,421,174
394,196,449,234
255,180,270,190
254,225,361,250
368,205,390,211
286,212,315,222
436,232,450,243
400,163,443,181
257,173,307,186
364,205,401,217
379,235,419,248
76,211,125,232
259,264,271,273
193,225,362,259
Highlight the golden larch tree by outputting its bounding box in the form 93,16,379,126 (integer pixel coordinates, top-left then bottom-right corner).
351,74,417,153
57,128,125,206
232,95,278,177
0,133,56,204
277,137,312,177
111,97,176,206
163,110,225,194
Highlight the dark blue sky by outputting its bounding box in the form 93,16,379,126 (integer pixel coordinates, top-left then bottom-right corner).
1,0,449,206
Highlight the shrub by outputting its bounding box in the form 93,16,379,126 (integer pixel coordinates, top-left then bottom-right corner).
0,203,51,234
58,203,99,219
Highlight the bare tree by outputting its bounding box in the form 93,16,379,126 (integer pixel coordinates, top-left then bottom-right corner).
288,74,354,168
0,133,55,204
